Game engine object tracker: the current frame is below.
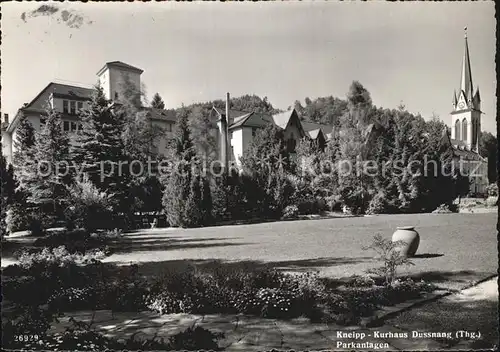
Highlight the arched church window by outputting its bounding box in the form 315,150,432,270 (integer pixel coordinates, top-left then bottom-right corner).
455,119,460,139
462,119,467,141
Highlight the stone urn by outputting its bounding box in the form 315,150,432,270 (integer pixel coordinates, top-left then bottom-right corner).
392,226,420,257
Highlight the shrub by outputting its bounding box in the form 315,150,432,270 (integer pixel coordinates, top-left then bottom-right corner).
17,246,106,268
432,203,458,213
366,191,388,215
6,205,31,233
297,196,319,215
282,205,299,219
32,229,111,255
363,234,415,286
65,176,114,232
345,275,376,288
325,194,342,212
167,325,224,351
486,183,498,197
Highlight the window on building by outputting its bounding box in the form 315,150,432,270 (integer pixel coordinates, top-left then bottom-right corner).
462,119,467,141
252,127,257,138
63,100,69,113
455,119,460,140
77,102,83,111
168,123,172,132
63,121,70,132
40,118,46,130
70,101,76,115
115,92,119,99
71,122,77,132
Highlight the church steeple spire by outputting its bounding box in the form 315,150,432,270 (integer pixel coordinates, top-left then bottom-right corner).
460,26,474,104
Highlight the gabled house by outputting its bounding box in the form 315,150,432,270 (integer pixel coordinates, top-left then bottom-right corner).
211,96,333,167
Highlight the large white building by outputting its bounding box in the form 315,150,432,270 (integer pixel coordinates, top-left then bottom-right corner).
1,61,332,168
1,61,177,165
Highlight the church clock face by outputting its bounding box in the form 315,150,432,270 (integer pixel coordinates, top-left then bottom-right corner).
458,102,465,109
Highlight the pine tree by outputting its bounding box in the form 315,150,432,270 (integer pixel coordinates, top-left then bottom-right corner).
151,93,165,109
1,139,18,237
74,85,131,215
25,106,71,222
13,116,36,190
188,105,217,162
240,123,293,217
162,108,207,227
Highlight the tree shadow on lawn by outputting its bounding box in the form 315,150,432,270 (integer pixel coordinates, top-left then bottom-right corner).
407,270,496,291
129,257,374,283
390,297,498,349
108,236,248,254
411,253,444,258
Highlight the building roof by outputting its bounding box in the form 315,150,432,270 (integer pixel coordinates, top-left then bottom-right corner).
211,107,273,130
271,110,295,129
452,147,485,161
443,129,485,161
96,61,144,76
6,81,175,133
301,121,333,135
306,129,321,140
460,30,474,103
145,107,177,122
30,82,94,107
7,82,94,133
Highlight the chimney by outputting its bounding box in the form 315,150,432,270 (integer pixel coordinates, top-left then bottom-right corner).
221,93,230,171
4,113,9,124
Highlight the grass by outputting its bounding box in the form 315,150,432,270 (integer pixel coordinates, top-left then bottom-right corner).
99,213,496,289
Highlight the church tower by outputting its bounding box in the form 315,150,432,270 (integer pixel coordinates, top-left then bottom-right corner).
450,27,482,152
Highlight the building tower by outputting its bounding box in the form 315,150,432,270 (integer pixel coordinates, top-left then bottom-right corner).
450,27,482,152
96,61,144,103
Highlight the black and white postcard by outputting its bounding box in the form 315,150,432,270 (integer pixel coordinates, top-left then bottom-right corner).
1,2,498,351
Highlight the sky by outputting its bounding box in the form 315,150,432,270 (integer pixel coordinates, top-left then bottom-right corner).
1,1,496,133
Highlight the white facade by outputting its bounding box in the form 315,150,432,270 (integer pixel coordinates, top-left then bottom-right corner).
230,127,253,166
97,63,142,102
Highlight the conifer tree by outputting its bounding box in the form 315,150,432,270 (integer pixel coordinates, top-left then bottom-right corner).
13,116,36,189
151,93,165,110
74,85,131,215
188,105,217,162
162,108,211,227
1,139,18,237
25,106,71,222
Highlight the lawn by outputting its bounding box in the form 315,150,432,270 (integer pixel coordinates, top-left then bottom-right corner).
103,213,497,289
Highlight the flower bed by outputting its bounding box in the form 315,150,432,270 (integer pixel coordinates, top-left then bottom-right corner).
2,248,438,343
